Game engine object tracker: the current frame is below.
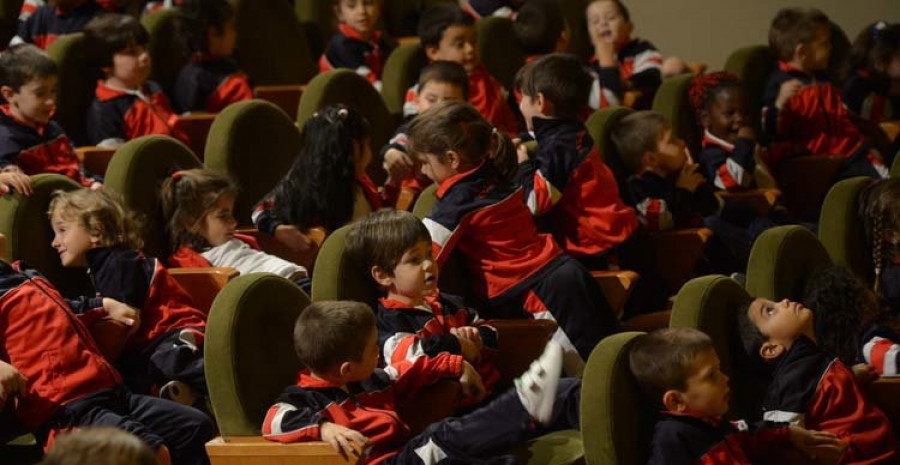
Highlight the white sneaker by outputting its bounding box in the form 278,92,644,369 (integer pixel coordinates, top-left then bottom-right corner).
515,341,563,425
159,380,198,406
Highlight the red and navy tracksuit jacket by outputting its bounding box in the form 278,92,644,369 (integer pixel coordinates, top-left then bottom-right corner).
588,38,663,110
698,130,756,192
262,353,463,464
376,294,500,400
762,336,898,464
319,23,388,91
646,413,790,465
461,0,523,18
842,71,899,123
624,171,721,231
16,0,104,50
518,117,638,258
86,80,188,146
860,323,900,377
172,56,253,114
0,105,99,187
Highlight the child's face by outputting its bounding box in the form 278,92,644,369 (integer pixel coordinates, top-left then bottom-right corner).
747,298,815,359
800,25,831,71
107,42,151,89
518,93,544,131
703,87,747,144
672,348,731,418
3,75,57,127
381,240,438,303
418,152,458,184
885,54,900,80
201,193,237,247
207,18,237,58
50,211,100,267
345,326,380,382
586,0,632,49
335,0,380,37
426,25,478,72
415,81,465,114
652,128,687,175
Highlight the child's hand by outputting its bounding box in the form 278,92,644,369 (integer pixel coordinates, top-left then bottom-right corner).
320,421,369,459
451,327,483,362
0,360,27,406
89,181,104,191
737,126,756,142
0,169,32,196
776,79,804,110
516,143,530,164
851,363,879,385
676,163,705,193
787,426,847,464
383,149,416,183
459,361,486,401
274,225,314,255
593,39,617,67
101,297,140,336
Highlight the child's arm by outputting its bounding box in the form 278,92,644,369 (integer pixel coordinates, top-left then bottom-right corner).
0,167,33,196
90,250,152,310
626,47,663,101
86,101,126,147
628,175,675,231
700,134,756,192
0,360,27,407
588,40,624,109
262,389,334,444
515,126,580,216
251,196,285,236
672,164,721,218
386,351,465,401
860,328,900,376
320,35,382,88
378,313,466,365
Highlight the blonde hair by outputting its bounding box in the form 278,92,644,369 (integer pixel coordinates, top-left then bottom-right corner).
42,427,157,465
48,189,143,250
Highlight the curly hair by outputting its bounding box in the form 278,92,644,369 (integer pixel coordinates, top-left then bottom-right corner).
48,189,144,250
687,71,741,125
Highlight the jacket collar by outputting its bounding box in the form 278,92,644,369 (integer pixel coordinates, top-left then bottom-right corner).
379,294,441,312
338,22,382,44
95,79,152,102
436,160,487,199
0,104,50,135
701,130,734,151
297,369,346,389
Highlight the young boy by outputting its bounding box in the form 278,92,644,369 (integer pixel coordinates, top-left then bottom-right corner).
739,297,899,463
14,0,105,50
83,14,187,148
403,4,518,135
585,0,662,110
512,0,569,62
173,0,253,114
319,0,388,91
631,328,847,464
762,8,887,179
0,259,214,465
345,209,501,400
0,44,101,189
263,300,581,464
383,60,468,197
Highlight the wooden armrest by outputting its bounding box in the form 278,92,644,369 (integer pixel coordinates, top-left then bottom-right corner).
718,188,781,216
206,436,362,465
880,121,900,142
236,227,325,272
396,187,418,212
590,270,640,317
254,85,306,120
76,146,117,177
396,36,420,46
621,310,671,332
651,227,714,290
489,319,557,383
867,377,900,430
169,267,239,313
623,90,642,108
0,233,7,261
174,113,217,159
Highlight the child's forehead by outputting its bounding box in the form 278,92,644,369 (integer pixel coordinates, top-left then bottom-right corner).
22,74,57,89
420,79,463,94
587,0,621,17
440,24,474,42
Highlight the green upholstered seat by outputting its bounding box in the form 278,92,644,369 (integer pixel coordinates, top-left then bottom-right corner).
104,135,203,259
559,0,591,60
819,177,873,282
585,106,634,189
476,16,525,91
651,73,701,155
891,152,900,178
47,33,98,146
723,45,775,139
142,8,188,97
204,99,301,225
310,223,379,305
745,225,833,302
233,0,317,86
205,273,310,436
381,42,428,117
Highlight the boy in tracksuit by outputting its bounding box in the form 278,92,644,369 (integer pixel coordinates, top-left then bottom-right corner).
319,0,389,91
14,0,104,50
0,260,213,464
263,300,579,464
632,328,847,465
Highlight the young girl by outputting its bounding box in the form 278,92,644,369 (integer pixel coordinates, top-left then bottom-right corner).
860,177,900,315
407,100,618,374
172,0,252,114
842,21,900,124
253,105,397,240
49,188,208,405
161,169,308,281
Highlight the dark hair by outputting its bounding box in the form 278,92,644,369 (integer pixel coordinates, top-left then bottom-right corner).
587,0,630,23
609,110,669,175
0,44,57,91
407,100,517,183
178,0,235,54
859,178,900,293
687,71,742,124
293,301,376,373
843,21,900,81
417,4,473,50
42,427,157,465
417,60,469,99
160,169,238,250
346,209,431,285
737,298,767,363
515,53,591,119
513,0,565,56
272,105,370,232
629,328,714,408
768,7,830,62
83,13,150,69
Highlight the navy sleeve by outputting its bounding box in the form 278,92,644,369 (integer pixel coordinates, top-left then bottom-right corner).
64,295,104,315
91,250,152,310
251,196,284,236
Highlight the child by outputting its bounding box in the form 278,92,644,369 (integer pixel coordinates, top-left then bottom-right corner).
319,0,389,91
408,100,619,373
14,0,105,50
842,22,900,124
49,189,209,404
738,297,898,463
262,300,581,464
172,0,253,114
584,0,662,110
461,0,523,19
762,8,887,180
859,178,900,314
161,169,308,281
0,44,101,189
0,260,213,464
253,105,396,242
83,14,187,148
631,328,846,464
345,209,501,401
42,427,158,465
403,4,518,135
512,0,569,62
689,72,757,192
382,61,468,200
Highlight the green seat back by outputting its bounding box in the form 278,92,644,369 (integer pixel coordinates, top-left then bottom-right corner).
723,45,775,138
104,135,202,259
746,225,833,302
0,174,91,297
476,16,525,91
891,152,900,178
205,273,310,436
293,0,335,59
233,0,317,86
381,42,427,116
47,33,98,146
411,184,474,301
560,0,591,60
0,0,22,46
585,106,634,189
142,8,188,97
381,0,455,39
651,73,701,155
204,99,301,225
819,177,872,282
310,223,379,305
581,332,651,465
670,275,765,420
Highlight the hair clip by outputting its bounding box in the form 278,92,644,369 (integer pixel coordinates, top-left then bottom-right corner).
871,21,887,37
338,108,349,118
171,171,183,181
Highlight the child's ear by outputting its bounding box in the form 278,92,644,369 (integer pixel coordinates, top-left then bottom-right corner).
662,389,687,413
445,150,462,170
371,265,393,288
794,43,806,62
424,45,440,62
536,92,553,116
338,361,353,378
759,341,785,361
0,85,15,102
641,151,657,170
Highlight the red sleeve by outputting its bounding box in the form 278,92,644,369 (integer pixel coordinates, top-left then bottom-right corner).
206,72,253,113
234,233,261,250
167,247,212,268
742,426,790,462
386,352,463,402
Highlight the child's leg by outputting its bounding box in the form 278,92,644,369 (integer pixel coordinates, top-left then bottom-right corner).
148,328,208,398
837,151,889,180
127,393,215,465
611,227,670,317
